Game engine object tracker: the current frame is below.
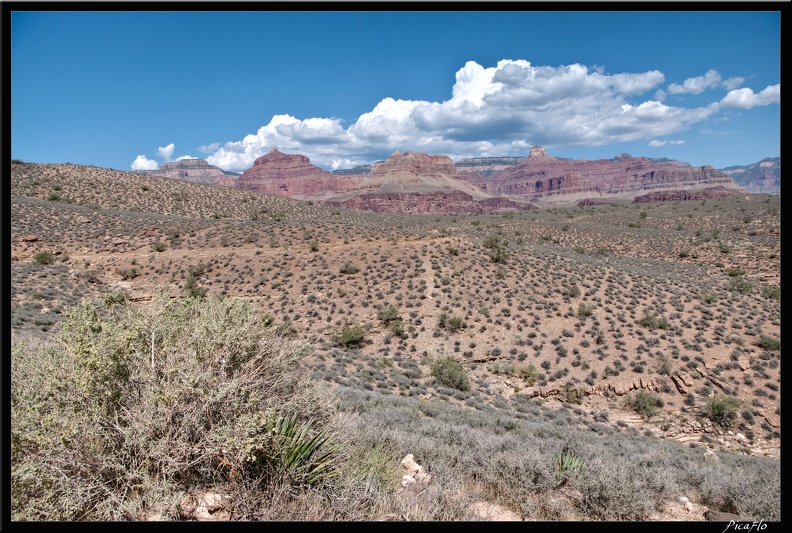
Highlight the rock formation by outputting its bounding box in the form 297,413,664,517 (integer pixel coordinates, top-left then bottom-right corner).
325,151,535,214
720,157,780,195
237,148,364,200
460,148,745,207
139,158,239,186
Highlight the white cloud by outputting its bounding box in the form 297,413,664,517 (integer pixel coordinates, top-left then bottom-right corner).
719,84,780,109
650,139,685,147
131,155,158,170
199,59,751,171
722,76,744,90
176,155,198,160
668,69,722,95
157,143,175,161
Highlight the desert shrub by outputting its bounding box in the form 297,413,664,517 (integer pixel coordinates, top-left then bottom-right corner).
339,261,360,275
431,356,470,391
637,310,669,330
151,241,166,252
725,267,745,277
753,335,780,351
115,267,138,280
577,302,594,317
761,286,780,301
729,277,753,294
627,390,664,420
437,313,465,333
706,394,741,427
11,293,337,520
333,324,366,349
33,252,54,265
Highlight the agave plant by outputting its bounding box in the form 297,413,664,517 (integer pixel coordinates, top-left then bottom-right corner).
266,414,342,486
555,451,585,486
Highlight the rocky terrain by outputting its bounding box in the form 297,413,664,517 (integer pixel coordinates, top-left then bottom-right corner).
460,146,746,208
166,145,753,214
720,158,780,196
10,160,780,521
139,158,239,187
326,151,535,214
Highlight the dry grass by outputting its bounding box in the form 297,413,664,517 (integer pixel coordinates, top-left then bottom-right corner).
11,161,781,520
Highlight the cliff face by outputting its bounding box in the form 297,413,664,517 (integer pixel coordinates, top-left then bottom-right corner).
236,148,364,200
720,158,780,195
461,148,744,206
325,151,535,213
140,159,238,186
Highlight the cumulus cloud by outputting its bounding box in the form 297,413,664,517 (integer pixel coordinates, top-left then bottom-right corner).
719,84,780,109
668,69,723,95
176,155,198,160
131,155,158,170
157,143,175,161
200,59,756,172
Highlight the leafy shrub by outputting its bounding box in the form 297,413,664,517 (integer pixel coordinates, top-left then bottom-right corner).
11,293,335,520
115,267,138,280
754,335,780,351
333,324,366,348
637,310,669,330
627,390,664,420
151,241,166,252
33,252,55,265
431,356,470,391
706,394,741,427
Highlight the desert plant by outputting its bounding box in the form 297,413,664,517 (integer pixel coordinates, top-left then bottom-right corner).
32,252,55,265
706,394,741,427
627,390,664,420
339,261,360,275
333,324,365,349
430,356,469,391
638,310,669,330
152,241,167,252
11,293,335,520
754,335,780,351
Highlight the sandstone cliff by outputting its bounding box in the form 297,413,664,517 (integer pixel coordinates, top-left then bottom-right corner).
326,151,535,214
236,148,365,200
461,147,745,207
139,159,239,186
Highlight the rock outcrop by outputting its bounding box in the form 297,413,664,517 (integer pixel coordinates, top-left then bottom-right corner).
460,148,746,207
140,159,239,186
326,151,535,214
237,148,364,200
720,157,780,195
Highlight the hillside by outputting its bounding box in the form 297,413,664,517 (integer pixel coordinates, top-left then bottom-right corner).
11,160,781,520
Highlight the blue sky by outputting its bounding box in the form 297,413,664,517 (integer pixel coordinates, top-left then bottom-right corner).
11,9,780,173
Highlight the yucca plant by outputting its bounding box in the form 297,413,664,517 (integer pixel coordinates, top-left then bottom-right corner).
555,451,585,486
265,414,341,486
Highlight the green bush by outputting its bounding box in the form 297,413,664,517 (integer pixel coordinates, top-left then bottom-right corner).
430,356,469,391
706,394,741,427
151,241,166,252
627,390,664,420
637,310,669,330
11,293,336,520
333,324,365,348
33,252,55,265
754,335,780,351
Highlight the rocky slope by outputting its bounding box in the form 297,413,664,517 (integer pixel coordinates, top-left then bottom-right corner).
236,148,364,200
719,157,780,195
460,146,746,207
139,158,239,187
